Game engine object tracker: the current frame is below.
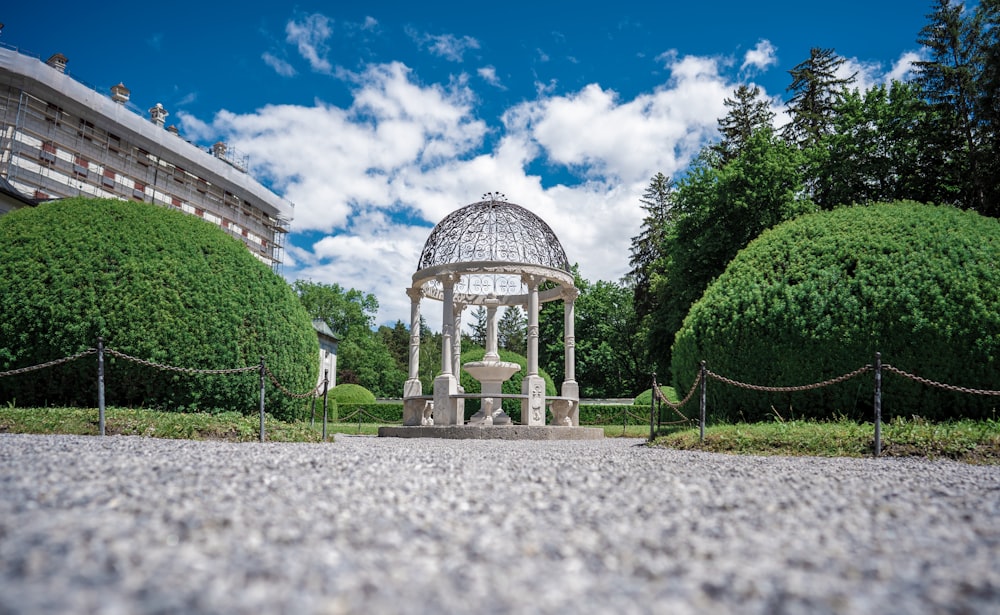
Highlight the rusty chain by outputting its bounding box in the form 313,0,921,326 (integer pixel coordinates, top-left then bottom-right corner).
883,364,1000,396
705,364,873,393
653,373,701,422
0,348,98,378
264,366,324,399
103,348,258,375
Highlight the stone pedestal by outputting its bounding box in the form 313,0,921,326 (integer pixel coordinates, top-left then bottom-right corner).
522,374,546,426
402,378,424,426
433,373,460,425
464,360,520,426
561,380,580,427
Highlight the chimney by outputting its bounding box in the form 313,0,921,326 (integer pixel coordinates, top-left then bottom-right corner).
212,141,227,159
166,125,179,136
110,82,130,104
148,103,168,127
46,53,68,73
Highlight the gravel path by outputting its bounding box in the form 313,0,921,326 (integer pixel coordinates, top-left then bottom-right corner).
1,433,998,614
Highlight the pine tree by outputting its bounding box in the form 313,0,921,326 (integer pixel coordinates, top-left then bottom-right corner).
712,84,775,163
783,47,856,148
468,306,488,347
915,0,987,211
497,306,526,355
627,172,674,322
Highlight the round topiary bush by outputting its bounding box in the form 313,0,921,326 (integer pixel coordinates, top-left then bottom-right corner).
633,386,679,406
330,383,376,405
458,348,556,422
671,201,1000,422
0,197,318,420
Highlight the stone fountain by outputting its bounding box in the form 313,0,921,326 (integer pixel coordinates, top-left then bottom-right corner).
464,295,520,426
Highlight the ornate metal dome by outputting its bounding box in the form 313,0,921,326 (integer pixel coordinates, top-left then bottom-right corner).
417,195,570,272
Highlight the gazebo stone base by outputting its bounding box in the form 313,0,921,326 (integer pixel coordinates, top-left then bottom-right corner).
377,425,604,440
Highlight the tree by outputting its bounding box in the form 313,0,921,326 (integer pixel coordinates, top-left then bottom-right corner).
497,306,526,355
712,84,776,163
628,172,675,323
783,47,856,149
980,0,1000,214
293,280,404,397
649,128,814,377
915,0,989,212
812,81,949,208
468,306,488,347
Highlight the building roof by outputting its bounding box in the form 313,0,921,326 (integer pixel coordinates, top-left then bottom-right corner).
312,319,340,342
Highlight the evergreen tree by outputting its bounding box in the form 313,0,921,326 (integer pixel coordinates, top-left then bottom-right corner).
468,306,488,347
915,0,988,212
783,47,856,149
497,306,526,355
712,84,776,163
627,172,674,322
976,0,1000,215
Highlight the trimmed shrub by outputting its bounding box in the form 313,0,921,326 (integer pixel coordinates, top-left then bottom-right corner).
671,202,1000,422
335,402,403,423
458,348,556,422
330,383,376,405
633,386,679,406
0,198,318,420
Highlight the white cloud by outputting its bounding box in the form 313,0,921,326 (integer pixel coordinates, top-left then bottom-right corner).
741,39,777,74
197,51,742,328
362,16,378,31
885,50,924,83
407,28,480,62
262,52,297,77
286,13,333,73
477,66,504,88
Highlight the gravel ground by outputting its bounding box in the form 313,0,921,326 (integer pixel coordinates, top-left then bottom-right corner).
1,434,998,614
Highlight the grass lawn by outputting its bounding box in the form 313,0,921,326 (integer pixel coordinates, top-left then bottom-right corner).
1,407,998,463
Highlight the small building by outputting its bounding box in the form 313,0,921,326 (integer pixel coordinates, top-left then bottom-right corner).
312,319,339,391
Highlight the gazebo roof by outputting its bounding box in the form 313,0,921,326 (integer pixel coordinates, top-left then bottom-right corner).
416,195,570,273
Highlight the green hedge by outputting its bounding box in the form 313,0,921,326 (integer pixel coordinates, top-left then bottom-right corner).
0,198,318,420
335,402,402,423
330,383,376,405
331,402,655,426
671,202,1000,422
633,386,679,406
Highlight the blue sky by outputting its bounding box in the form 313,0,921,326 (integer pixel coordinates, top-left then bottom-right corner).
2,1,935,327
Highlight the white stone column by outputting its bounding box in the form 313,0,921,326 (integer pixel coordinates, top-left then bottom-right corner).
452,302,464,378
521,274,545,425
440,277,455,376
433,275,460,425
563,288,578,387
561,288,580,426
402,287,424,426
484,295,500,360
525,275,540,376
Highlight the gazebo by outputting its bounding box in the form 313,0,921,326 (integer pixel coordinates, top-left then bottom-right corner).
401,193,581,428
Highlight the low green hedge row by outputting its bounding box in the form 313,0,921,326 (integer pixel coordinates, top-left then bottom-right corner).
330,402,665,425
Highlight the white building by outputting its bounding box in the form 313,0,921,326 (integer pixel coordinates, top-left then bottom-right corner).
0,44,292,269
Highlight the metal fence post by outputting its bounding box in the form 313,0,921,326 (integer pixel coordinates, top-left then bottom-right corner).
258,356,266,443
649,372,656,442
321,370,329,441
699,361,707,443
874,352,882,457
97,337,106,436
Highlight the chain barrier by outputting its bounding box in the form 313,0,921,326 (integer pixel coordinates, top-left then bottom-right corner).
883,364,1000,396
705,364,873,393
103,348,258,375
0,348,98,378
653,373,701,422
264,366,323,399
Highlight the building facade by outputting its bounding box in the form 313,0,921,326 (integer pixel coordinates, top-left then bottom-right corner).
0,44,292,269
